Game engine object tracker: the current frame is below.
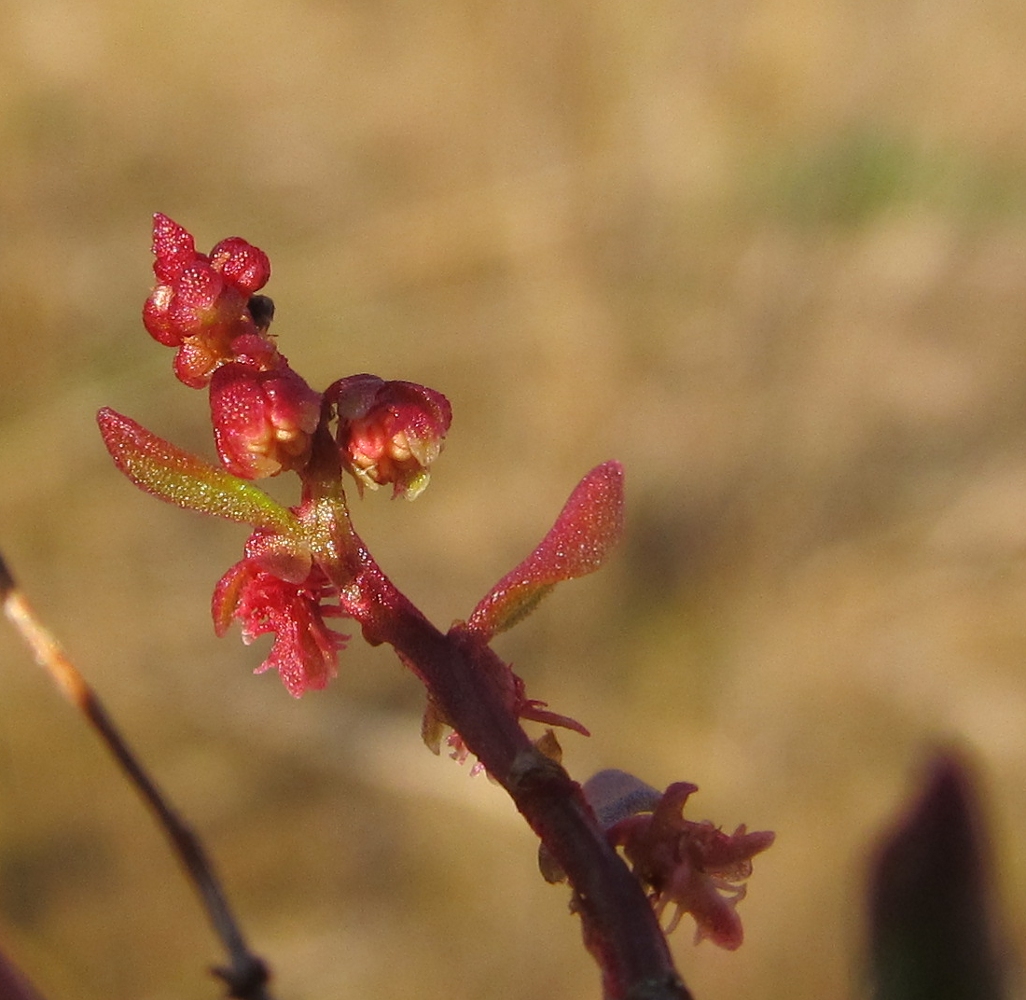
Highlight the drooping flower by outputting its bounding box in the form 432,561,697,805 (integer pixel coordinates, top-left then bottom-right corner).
327,374,452,499
212,536,349,697
209,363,322,479
591,776,774,950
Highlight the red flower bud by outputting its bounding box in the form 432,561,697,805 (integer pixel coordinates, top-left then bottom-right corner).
151,212,199,283
329,374,452,499
209,236,271,295
227,332,280,370
171,338,234,389
142,282,181,346
210,363,322,479
142,215,280,387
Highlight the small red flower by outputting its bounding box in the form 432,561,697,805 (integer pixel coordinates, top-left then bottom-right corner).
150,212,198,283
210,363,322,479
328,374,452,499
142,214,279,388
208,236,271,295
588,775,774,950
213,545,349,698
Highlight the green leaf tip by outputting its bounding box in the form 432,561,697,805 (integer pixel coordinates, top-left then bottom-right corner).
97,407,299,533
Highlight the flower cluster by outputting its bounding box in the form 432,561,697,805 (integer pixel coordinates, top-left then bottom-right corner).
583,771,775,949
114,215,454,695
142,213,322,480
98,216,775,990
142,214,275,386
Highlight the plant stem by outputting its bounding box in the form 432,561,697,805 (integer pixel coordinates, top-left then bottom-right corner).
0,550,275,1000
330,541,692,1000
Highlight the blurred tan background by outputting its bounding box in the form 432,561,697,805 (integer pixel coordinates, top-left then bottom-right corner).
2,0,1026,997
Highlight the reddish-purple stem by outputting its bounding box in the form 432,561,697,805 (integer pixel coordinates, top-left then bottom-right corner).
330,541,691,1000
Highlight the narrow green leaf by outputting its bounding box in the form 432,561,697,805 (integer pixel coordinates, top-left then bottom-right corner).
97,407,299,533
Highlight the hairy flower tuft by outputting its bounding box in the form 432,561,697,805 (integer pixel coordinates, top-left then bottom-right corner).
594,777,774,950
213,537,349,697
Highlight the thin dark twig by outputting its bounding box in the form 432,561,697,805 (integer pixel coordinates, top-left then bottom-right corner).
0,550,274,1000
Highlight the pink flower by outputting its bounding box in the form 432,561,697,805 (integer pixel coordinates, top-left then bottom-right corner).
141,214,280,388
328,374,452,499
210,363,322,479
212,541,349,697
149,212,199,284
590,775,774,950
208,236,271,295
143,249,246,355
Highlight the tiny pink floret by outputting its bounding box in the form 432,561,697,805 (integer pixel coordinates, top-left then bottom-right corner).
603,779,774,950
213,553,350,698
328,374,452,499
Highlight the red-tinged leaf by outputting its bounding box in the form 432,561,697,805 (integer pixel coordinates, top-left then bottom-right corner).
97,407,300,533
466,461,624,639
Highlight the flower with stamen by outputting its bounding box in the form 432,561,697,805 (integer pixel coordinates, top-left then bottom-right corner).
601,778,774,949
213,544,349,698
329,374,452,499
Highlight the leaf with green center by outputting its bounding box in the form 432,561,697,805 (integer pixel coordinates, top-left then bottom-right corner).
97,407,299,533
465,461,624,640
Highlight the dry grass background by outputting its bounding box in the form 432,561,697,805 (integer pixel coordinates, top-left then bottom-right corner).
2,0,1026,997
